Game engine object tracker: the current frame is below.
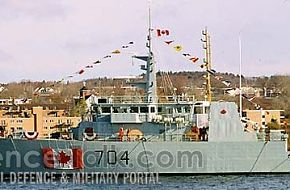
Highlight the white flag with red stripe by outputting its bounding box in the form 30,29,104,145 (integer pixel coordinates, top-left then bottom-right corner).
42,147,83,169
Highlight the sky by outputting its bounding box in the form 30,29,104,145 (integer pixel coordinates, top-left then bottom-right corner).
0,0,290,83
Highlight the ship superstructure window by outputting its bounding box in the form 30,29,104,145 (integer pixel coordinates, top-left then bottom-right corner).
121,107,127,113
194,107,203,114
165,108,173,114
140,107,149,113
205,107,209,114
176,107,182,113
98,98,107,103
150,107,155,113
113,107,120,113
242,111,247,118
101,107,111,113
184,106,191,113
130,107,139,113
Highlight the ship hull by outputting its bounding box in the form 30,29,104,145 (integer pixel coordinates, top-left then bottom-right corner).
0,138,290,174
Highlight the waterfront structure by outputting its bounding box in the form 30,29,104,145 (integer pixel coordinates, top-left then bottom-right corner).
243,109,285,127
0,106,81,138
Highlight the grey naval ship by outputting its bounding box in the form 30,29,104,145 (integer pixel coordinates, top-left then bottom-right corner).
1,20,290,176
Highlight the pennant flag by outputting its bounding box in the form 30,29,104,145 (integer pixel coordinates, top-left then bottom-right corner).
103,55,112,59
164,40,174,45
122,45,129,49
78,69,85,74
222,80,231,87
173,45,182,52
93,60,101,64
206,69,216,76
112,50,121,54
242,94,256,102
157,29,170,37
248,96,256,102
189,57,199,63
128,41,134,44
85,65,93,68
42,147,84,169
57,79,64,83
182,53,191,57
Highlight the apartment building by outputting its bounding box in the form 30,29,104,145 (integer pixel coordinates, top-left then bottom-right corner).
0,106,81,138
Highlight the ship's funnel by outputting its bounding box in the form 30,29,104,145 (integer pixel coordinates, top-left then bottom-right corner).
208,102,256,142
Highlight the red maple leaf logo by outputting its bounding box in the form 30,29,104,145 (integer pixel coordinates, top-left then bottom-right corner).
220,109,227,114
57,151,71,166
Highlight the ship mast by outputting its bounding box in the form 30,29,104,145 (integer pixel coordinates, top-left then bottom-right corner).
132,1,157,104
145,1,157,103
201,28,212,102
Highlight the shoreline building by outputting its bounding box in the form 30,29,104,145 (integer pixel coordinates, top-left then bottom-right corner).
242,109,285,128
0,106,81,138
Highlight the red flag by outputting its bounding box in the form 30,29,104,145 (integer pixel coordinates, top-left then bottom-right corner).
164,40,174,45
157,29,169,37
78,69,85,74
189,57,199,63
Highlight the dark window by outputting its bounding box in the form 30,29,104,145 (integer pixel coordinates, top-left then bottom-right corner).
130,107,139,113
150,107,155,113
98,98,107,103
140,107,149,113
102,107,111,113
242,111,247,117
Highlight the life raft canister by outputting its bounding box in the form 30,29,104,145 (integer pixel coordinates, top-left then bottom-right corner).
83,127,97,141
24,131,39,140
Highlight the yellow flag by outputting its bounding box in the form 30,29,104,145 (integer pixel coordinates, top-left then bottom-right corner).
112,50,121,54
173,45,182,52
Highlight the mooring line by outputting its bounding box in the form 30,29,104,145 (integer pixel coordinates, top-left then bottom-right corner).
249,141,268,172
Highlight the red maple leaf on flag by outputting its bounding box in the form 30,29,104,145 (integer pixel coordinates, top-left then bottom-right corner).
57,151,71,165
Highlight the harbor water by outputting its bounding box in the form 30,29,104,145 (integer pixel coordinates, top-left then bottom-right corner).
1,174,290,189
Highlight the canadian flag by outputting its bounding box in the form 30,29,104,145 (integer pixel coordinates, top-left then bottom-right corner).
156,29,170,37
42,148,84,169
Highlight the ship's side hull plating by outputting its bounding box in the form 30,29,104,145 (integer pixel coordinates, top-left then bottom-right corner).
0,139,289,174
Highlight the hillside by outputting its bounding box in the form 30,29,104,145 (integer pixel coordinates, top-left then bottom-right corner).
1,71,290,118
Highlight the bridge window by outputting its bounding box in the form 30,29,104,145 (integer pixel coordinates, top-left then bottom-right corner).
97,98,107,103
130,107,139,113
184,106,191,113
194,107,203,114
140,107,149,113
113,107,120,113
102,107,111,113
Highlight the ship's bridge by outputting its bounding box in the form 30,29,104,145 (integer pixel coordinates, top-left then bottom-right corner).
86,94,208,125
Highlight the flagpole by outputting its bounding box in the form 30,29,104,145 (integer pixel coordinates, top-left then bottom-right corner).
239,35,242,117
